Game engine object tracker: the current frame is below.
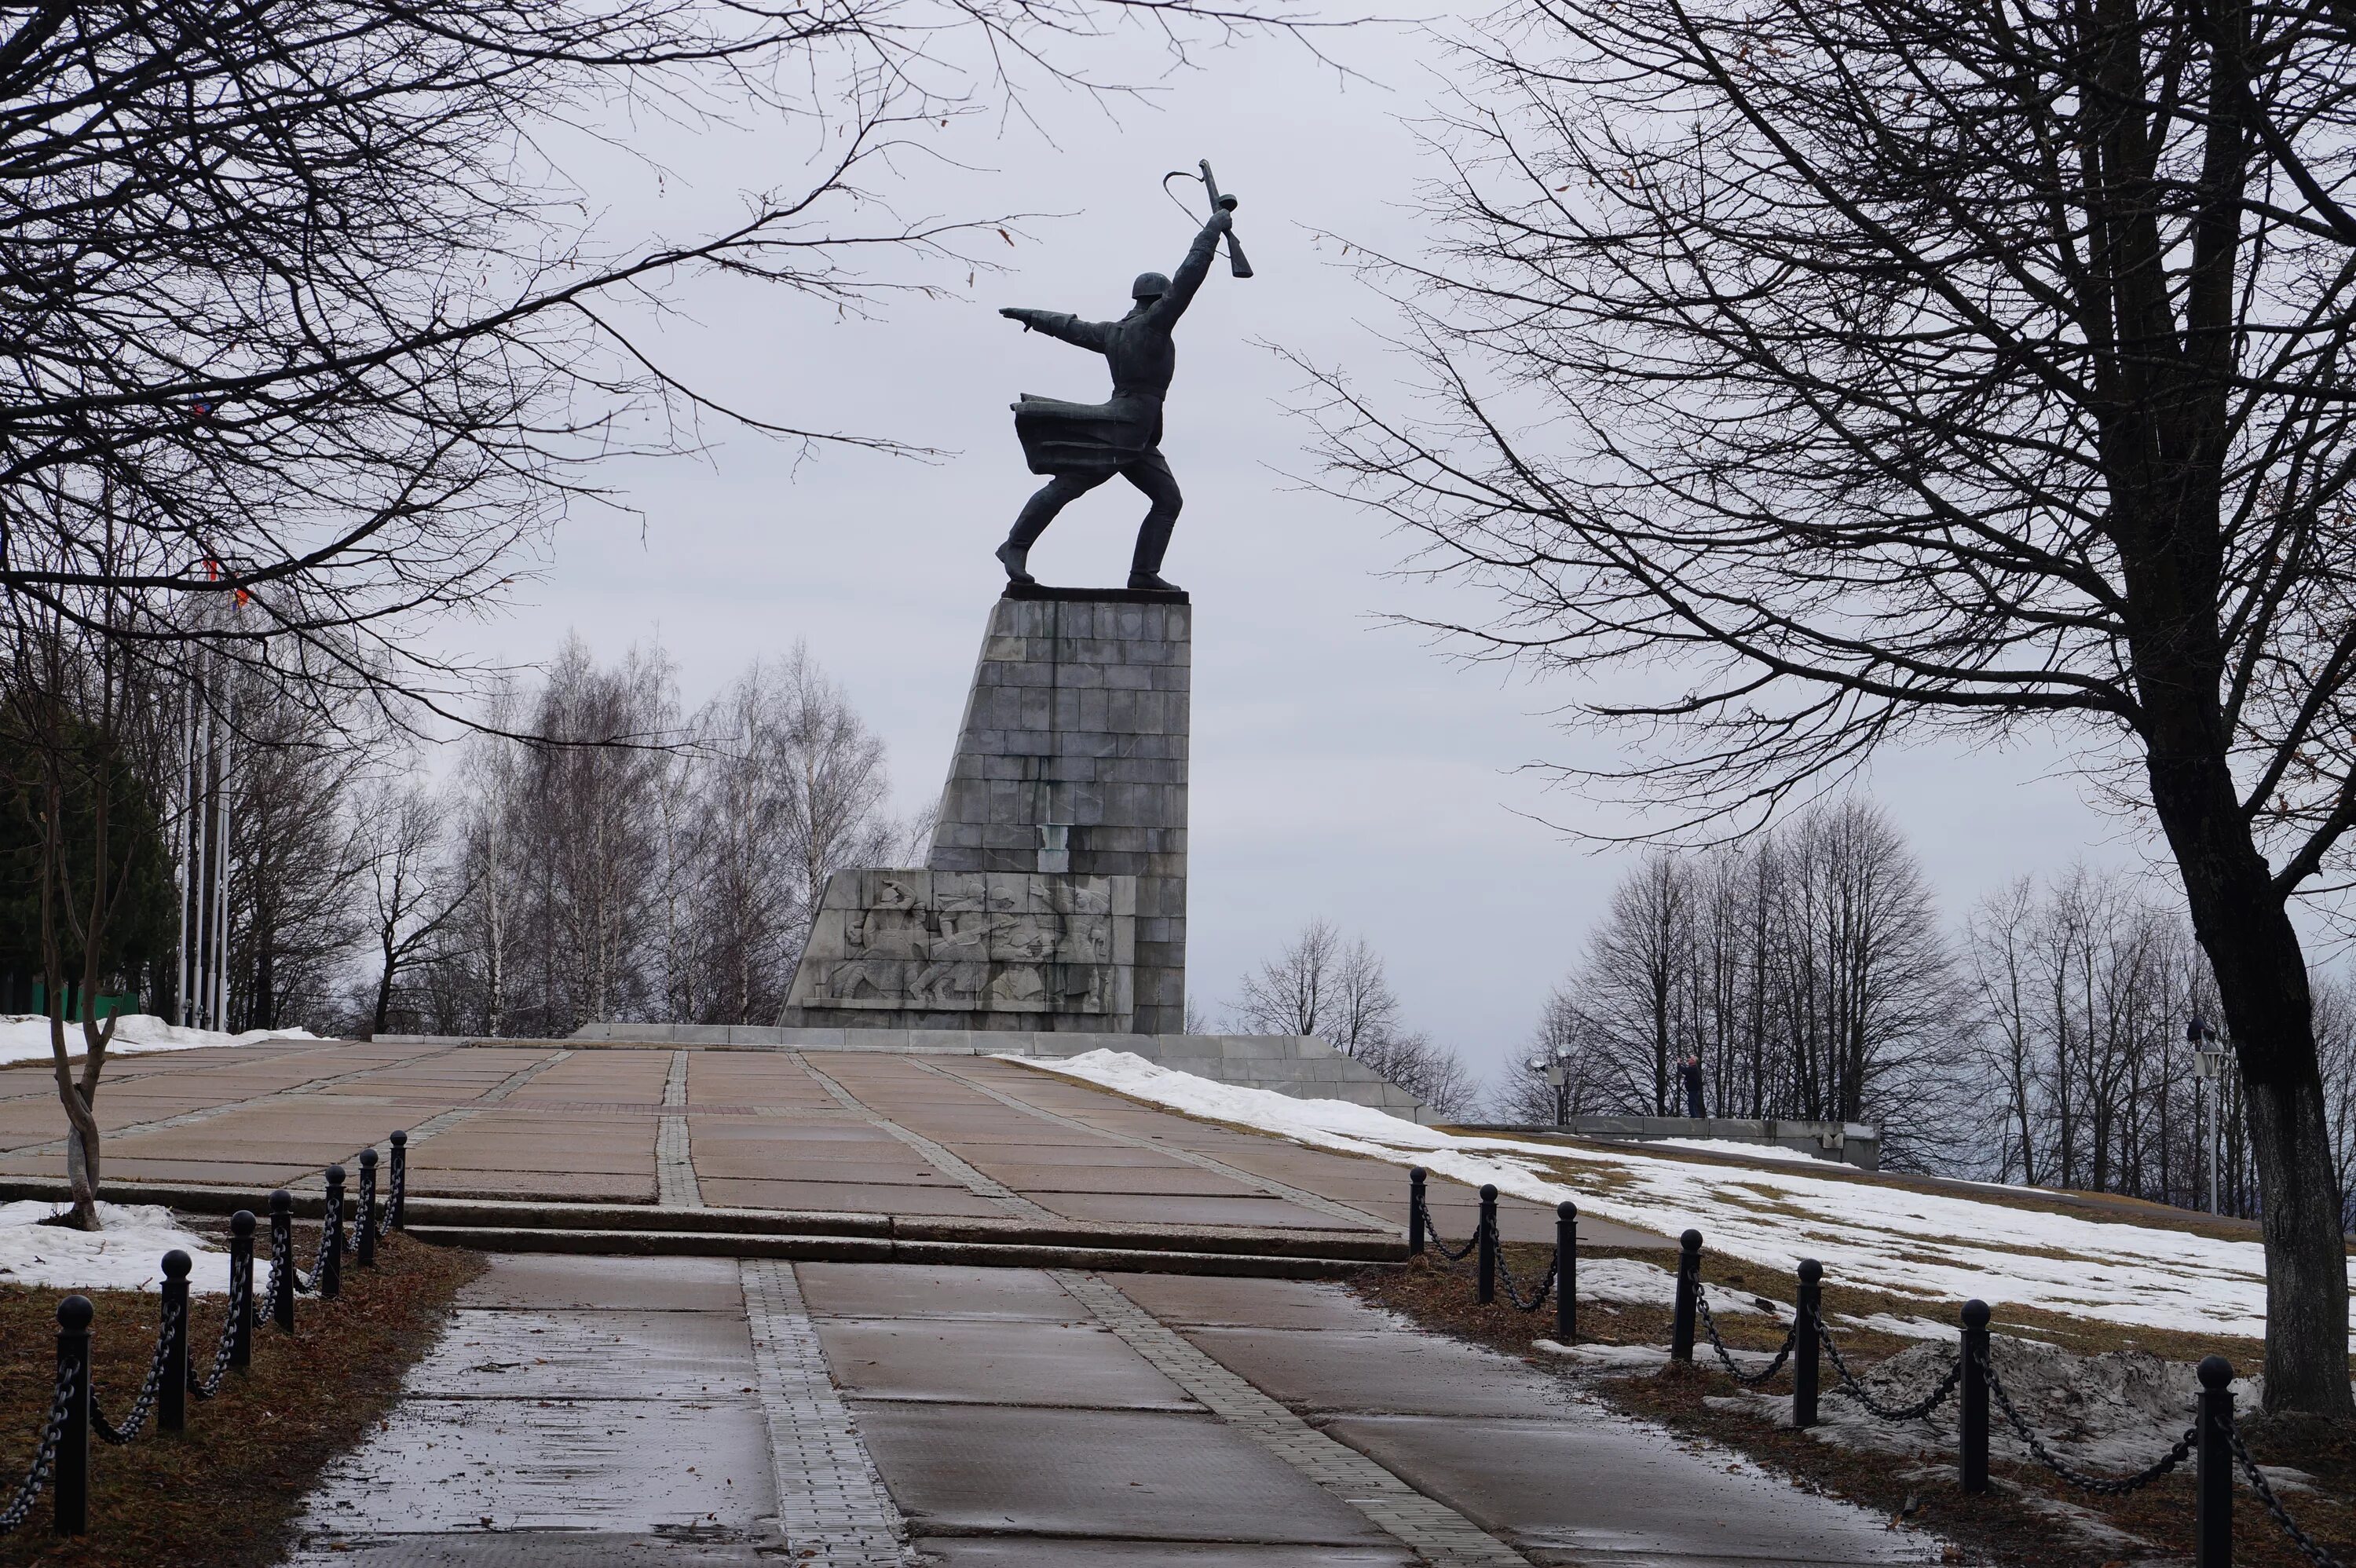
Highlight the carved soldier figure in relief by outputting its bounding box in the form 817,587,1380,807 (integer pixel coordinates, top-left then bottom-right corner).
996,203,1238,593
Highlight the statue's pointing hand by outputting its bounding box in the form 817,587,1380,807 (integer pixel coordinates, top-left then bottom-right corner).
1000,307,1037,331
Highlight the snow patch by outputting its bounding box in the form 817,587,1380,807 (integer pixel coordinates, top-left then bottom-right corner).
0,1202,230,1294
1021,1049,2335,1343
1645,1138,1827,1164
0,1014,314,1068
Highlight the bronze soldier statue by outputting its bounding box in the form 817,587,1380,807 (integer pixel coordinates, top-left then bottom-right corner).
996,203,1236,593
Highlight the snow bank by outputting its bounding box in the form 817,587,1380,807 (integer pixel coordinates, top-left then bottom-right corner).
0,1014,314,1068
1023,1049,2334,1345
0,1201,229,1294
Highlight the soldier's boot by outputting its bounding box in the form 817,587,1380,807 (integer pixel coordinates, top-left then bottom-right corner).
1128,514,1179,594
996,539,1036,586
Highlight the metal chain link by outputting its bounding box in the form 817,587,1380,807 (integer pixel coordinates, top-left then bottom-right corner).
190,1270,247,1400
310,1208,338,1285
380,1165,403,1240
0,1361,75,1534
2224,1418,2352,1567
1980,1347,2193,1494
1415,1195,1480,1263
1492,1234,1557,1313
91,1297,181,1446
1695,1285,1795,1385
283,1218,316,1297
1814,1313,1963,1421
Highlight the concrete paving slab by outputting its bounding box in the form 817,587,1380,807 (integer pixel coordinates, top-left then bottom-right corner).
298,1394,772,1534
1041,1193,1376,1230
688,1157,962,1187
917,1543,1416,1566
818,1320,1198,1409
697,1179,1009,1216
1177,1328,1575,1419
405,1171,657,1201
976,1164,1268,1197
456,1253,746,1311
1323,1414,1937,1566
1107,1274,1408,1332
850,1402,1392,1546
797,1263,1092,1321
959,1144,1194,1168
287,1533,773,1566
405,1308,753,1400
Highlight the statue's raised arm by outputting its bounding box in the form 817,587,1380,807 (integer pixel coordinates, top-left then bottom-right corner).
993,192,1247,597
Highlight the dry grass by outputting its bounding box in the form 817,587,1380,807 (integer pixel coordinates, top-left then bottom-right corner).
0,1226,480,1566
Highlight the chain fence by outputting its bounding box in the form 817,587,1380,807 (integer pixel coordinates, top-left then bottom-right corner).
0,1131,414,1538
90,1297,180,1446
1493,1234,1554,1313
1395,1166,2354,1568
1693,1285,1794,1385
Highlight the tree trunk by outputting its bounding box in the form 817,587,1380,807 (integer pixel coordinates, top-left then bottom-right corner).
2147,724,2352,1416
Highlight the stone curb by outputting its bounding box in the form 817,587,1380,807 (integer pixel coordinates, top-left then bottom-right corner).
401,1225,1391,1278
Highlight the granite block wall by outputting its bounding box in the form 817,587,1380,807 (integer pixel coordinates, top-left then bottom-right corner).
778,590,1189,1035
927,594,1189,1033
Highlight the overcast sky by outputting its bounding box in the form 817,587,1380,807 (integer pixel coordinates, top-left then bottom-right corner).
440,12,2157,1084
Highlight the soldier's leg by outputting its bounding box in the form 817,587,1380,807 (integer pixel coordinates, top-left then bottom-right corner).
1121,451,1183,591
1000,473,1103,583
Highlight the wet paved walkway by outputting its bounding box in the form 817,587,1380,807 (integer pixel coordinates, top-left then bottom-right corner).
0,1039,1655,1249
284,1255,1938,1566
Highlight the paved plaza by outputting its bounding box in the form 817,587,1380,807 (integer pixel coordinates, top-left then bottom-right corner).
0,1036,1644,1248
284,1253,1936,1566
0,1036,1924,1565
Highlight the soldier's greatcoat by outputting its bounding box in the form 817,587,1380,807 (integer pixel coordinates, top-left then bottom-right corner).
1008,223,1223,478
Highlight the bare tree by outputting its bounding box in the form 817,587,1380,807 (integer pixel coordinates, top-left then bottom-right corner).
774,647,900,975
0,0,1313,718
1308,0,2356,1410
1577,854,1694,1115
1231,918,1346,1037
353,778,469,1038
1229,919,1479,1113
1555,801,1963,1164
0,587,172,1226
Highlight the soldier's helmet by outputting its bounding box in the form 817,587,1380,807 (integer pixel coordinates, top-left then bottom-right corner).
1131,272,1171,300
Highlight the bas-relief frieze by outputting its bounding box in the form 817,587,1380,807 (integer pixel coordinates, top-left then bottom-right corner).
791,868,1132,1015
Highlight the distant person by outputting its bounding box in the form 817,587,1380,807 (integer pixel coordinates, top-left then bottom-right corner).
1678,1054,1706,1120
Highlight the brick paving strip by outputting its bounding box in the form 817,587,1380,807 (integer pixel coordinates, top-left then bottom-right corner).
659,1049,704,1208
742,1259,915,1566
916,1056,1395,1230
1052,1269,1535,1567
790,1052,1055,1221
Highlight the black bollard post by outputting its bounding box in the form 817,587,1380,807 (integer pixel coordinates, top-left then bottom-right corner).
160,1250,190,1433
53,1296,90,1536
1959,1299,1989,1493
389,1129,408,1230
1555,1201,1578,1343
2194,1354,2234,1567
1670,1229,1701,1362
1476,1185,1498,1305
270,1190,295,1332
320,1165,345,1299
357,1149,379,1269
229,1211,254,1370
1792,1259,1822,1429
1407,1168,1426,1255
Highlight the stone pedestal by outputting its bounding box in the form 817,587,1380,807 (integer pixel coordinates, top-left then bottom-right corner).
783,587,1188,1033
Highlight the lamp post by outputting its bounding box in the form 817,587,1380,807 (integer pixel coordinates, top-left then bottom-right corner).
1526,1051,1571,1126
2188,1016,2228,1215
